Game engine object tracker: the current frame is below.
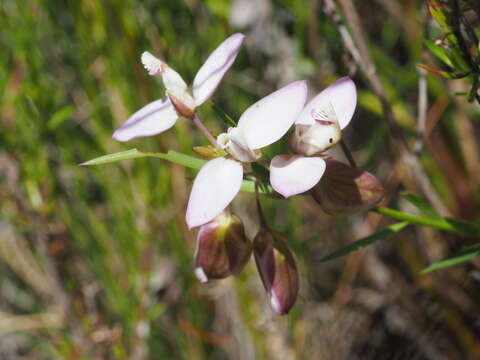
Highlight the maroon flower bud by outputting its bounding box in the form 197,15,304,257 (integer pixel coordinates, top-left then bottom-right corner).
253,229,299,315
194,211,251,282
311,159,385,215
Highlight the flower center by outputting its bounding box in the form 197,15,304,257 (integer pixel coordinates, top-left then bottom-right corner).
217,127,262,163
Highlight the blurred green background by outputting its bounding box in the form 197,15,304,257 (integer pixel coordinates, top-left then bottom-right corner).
1,0,480,359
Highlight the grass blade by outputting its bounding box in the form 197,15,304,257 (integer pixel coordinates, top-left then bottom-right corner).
421,243,480,274
320,222,409,262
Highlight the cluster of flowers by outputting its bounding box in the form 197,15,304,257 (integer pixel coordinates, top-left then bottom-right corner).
112,34,384,314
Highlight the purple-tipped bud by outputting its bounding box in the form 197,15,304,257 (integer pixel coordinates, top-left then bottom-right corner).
194,210,251,282
253,229,299,315
311,159,385,215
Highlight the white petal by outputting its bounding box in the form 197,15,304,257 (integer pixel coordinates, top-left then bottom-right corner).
161,65,192,105
112,98,178,141
296,77,357,129
141,51,163,75
193,33,245,106
237,80,308,150
186,157,243,228
270,155,326,198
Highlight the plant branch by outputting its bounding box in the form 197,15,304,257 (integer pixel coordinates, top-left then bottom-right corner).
192,115,220,149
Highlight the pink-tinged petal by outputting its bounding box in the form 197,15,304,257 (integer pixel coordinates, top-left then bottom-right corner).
112,98,178,142
270,155,326,198
192,33,245,106
296,77,357,129
186,157,243,228
237,80,308,150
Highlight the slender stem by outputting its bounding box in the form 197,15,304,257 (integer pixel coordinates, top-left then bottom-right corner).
255,180,269,229
192,115,220,149
340,139,357,168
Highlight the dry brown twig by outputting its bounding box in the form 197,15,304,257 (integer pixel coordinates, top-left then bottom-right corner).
322,0,451,216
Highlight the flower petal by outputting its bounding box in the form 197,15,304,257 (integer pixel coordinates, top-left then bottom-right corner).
296,77,356,129
192,33,245,106
112,98,178,142
270,155,326,198
237,80,308,150
186,157,243,228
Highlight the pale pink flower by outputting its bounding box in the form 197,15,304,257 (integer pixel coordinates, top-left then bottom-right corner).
113,33,245,141
186,80,308,228
269,77,357,198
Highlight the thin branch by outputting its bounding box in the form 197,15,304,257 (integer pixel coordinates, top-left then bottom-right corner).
416,67,428,154
192,115,220,149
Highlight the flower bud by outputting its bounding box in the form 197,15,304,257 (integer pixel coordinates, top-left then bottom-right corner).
194,211,251,282
192,146,228,159
253,229,299,315
311,159,385,215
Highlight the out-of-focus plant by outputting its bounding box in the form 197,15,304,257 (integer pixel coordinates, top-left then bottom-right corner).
420,0,480,103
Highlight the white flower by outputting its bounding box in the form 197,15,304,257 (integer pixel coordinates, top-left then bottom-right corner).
113,34,245,141
185,80,308,228
269,77,357,198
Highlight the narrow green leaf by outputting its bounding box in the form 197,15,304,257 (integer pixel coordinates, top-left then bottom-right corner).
81,149,274,195
374,207,480,235
401,193,441,219
424,40,453,68
80,149,147,166
320,222,409,262
80,149,206,169
421,243,480,274
428,2,449,28
156,150,206,169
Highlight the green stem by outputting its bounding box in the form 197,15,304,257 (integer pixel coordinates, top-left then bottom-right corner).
340,139,357,168
255,180,269,229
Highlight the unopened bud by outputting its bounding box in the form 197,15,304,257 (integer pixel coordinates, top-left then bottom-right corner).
194,211,251,282
192,146,228,159
253,229,299,315
311,159,385,215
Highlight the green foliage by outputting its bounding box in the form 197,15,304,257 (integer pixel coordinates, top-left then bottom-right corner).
81,149,207,169
320,222,409,262
421,243,480,274
423,0,480,102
